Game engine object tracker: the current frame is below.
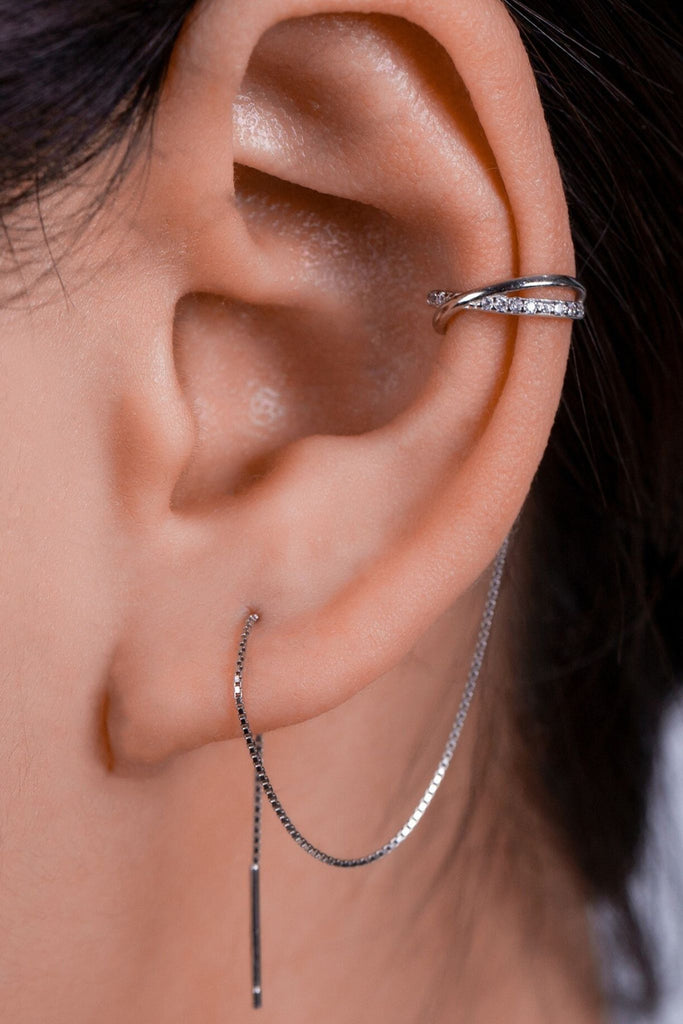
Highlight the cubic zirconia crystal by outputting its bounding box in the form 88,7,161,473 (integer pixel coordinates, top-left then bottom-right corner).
508,297,523,313
427,290,449,307
526,300,537,313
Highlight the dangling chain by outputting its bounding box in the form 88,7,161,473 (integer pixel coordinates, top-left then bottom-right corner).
233,531,511,1008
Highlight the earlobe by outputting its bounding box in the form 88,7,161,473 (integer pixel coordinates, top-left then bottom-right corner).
105,0,577,772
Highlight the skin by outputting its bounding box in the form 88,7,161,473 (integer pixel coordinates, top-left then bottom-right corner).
0,0,604,1020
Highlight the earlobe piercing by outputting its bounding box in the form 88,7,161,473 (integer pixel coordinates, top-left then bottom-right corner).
427,274,586,334
232,532,511,1009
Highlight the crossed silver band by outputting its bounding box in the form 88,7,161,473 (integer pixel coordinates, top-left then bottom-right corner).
427,274,586,335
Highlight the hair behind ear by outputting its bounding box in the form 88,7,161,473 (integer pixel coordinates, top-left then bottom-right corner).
508,0,683,1012
0,0,198,220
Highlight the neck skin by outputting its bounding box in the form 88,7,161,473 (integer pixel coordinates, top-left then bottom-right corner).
130,575,604,1024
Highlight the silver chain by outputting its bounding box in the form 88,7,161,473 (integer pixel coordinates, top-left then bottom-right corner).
234,530,510,869
233,533,511,1008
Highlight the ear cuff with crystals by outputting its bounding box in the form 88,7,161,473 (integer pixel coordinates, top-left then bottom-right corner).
427,273,586,334
232,271,586,1010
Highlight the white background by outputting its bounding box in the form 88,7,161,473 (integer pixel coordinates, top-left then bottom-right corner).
614,697,683,1023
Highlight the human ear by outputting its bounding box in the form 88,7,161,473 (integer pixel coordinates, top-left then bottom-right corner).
104,0,575,771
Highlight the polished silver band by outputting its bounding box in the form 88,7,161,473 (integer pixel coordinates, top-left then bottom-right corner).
427,274,586,335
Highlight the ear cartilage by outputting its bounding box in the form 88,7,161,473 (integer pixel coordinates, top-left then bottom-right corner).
232,534,511,1009
427,274,586,335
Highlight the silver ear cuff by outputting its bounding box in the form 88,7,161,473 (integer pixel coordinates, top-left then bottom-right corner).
233,532,511,1009
427,274,586,334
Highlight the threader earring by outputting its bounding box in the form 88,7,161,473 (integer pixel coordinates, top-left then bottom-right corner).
234,534,509,1010
232,272,586,1009
427,273,586,334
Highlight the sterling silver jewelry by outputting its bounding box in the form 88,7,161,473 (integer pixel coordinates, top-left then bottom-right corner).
232,531,511,1009
427,274,586,334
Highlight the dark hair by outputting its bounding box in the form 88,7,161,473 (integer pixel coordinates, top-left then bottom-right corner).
1,0,681,1014
509,0,682,1010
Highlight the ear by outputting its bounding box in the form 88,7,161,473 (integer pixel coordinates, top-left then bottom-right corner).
105,0,575,770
